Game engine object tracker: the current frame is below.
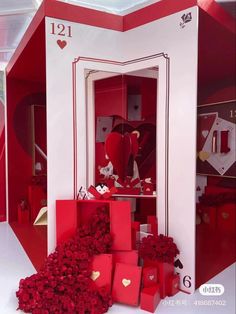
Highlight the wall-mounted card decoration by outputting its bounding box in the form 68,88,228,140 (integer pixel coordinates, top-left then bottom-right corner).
197,101,236,177
96,116,113,143
128,94,142,121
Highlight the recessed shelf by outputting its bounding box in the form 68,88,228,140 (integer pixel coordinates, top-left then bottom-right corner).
113,194,156,199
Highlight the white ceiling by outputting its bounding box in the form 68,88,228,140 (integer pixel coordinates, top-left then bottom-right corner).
0,0,235,71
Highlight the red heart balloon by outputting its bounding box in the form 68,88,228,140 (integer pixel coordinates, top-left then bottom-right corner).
105,132,132,180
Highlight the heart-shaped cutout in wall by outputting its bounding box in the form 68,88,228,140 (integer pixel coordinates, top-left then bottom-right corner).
105,132,132,180
122,278,131,287
111,123,156,179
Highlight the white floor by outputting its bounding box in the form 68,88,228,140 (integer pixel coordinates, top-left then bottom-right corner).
0,222,235,314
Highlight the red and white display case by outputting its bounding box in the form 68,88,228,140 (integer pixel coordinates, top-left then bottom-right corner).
4,0,235,295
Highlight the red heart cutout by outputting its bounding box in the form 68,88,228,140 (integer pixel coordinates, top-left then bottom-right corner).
112,123,156,179
105,132,132,180
57,40,67,49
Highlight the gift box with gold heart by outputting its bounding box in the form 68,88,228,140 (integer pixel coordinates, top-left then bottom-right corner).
91,254,113,291
112,262,142,306
166,273,180,297
142,266,158,288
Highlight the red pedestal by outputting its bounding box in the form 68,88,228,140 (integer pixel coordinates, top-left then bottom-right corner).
140,285,161,313
142,266,158,288
167,274,180,296
112,262,142,306
144,259,174,299
28,185,46,223
17,207,30,223
91,254,113,291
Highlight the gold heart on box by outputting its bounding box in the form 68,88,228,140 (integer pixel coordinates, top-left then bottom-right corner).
222,212,229,219
91,271,100,281
149,275,154,280
198,151,210,162
122,278,131,287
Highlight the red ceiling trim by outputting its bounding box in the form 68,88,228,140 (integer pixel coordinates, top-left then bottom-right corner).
198,0,236,34
6,0,235,77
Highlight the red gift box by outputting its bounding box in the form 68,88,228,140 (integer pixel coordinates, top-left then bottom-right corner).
202,206,217,229
17,206,30,224
140,285,161,313
116,177,141,195
28,185,46,223
91,254,113,291
144,259,174,299
217,203,236,233
132,221,140,249
112,250,138,267
56,200,132,251
142,179,154,195
142,266,158,288
147,216,158,235
112,262,142,306
167,274,180,296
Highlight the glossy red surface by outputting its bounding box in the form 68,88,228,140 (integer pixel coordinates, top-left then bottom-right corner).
196,224,236,288
10,222,47,271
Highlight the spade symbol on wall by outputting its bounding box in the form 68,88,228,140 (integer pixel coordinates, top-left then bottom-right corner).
174,259,183,269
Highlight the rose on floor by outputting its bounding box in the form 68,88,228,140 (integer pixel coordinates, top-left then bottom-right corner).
16,207,113,314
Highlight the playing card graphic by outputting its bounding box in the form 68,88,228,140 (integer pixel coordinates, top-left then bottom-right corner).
96,116,113,143
202,117,236,175
196,175,207,202
197,113,218,151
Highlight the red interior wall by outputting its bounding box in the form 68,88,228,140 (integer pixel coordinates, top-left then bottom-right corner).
94,75,157,184
0,100,6,221
198,80,236,105
6,78,46,222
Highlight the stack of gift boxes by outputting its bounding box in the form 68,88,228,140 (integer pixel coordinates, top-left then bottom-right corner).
56,199,180,313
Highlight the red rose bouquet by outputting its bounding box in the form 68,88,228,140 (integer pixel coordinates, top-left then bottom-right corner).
139,234,179,264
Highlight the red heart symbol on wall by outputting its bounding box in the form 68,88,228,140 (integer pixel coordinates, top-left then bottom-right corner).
105,132,132,180
57,40,67,49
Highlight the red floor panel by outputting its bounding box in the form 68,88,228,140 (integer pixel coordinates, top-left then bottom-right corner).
10,222,47,271
196,224,236,288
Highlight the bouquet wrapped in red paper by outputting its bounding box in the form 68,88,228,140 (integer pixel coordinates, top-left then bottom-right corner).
139,234,180,299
